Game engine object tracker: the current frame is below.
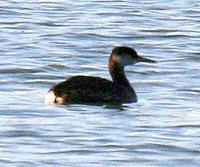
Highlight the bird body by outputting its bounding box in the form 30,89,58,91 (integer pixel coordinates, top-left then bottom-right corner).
45,46,155,105
46,75,136,104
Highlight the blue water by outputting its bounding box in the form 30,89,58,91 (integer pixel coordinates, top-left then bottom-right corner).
0,0,200,166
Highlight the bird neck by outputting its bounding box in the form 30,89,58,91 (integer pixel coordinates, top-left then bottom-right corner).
109,59,130,87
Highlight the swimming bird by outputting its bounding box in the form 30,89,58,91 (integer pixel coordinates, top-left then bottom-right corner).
44,46,156,105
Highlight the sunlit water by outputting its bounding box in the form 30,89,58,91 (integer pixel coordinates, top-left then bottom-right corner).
0,0,200,166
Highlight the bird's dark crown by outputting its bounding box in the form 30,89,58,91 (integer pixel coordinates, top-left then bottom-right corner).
111,46,139,59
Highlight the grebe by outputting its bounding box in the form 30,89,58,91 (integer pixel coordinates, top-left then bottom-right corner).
45,46,156,105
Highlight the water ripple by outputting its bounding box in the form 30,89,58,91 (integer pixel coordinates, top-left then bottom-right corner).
0,0,200,167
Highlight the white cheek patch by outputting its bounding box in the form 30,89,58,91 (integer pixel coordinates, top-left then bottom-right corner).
117,54,136,66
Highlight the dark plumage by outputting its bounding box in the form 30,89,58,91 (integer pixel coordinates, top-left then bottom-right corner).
45,46,156,105
50,76,134,104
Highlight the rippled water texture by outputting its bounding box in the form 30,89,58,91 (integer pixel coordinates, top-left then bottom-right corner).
0,0,200,166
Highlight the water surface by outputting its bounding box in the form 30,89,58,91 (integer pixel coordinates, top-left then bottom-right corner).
0,0,200,166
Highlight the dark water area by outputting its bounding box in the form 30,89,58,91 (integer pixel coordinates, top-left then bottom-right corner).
0,0,200,166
